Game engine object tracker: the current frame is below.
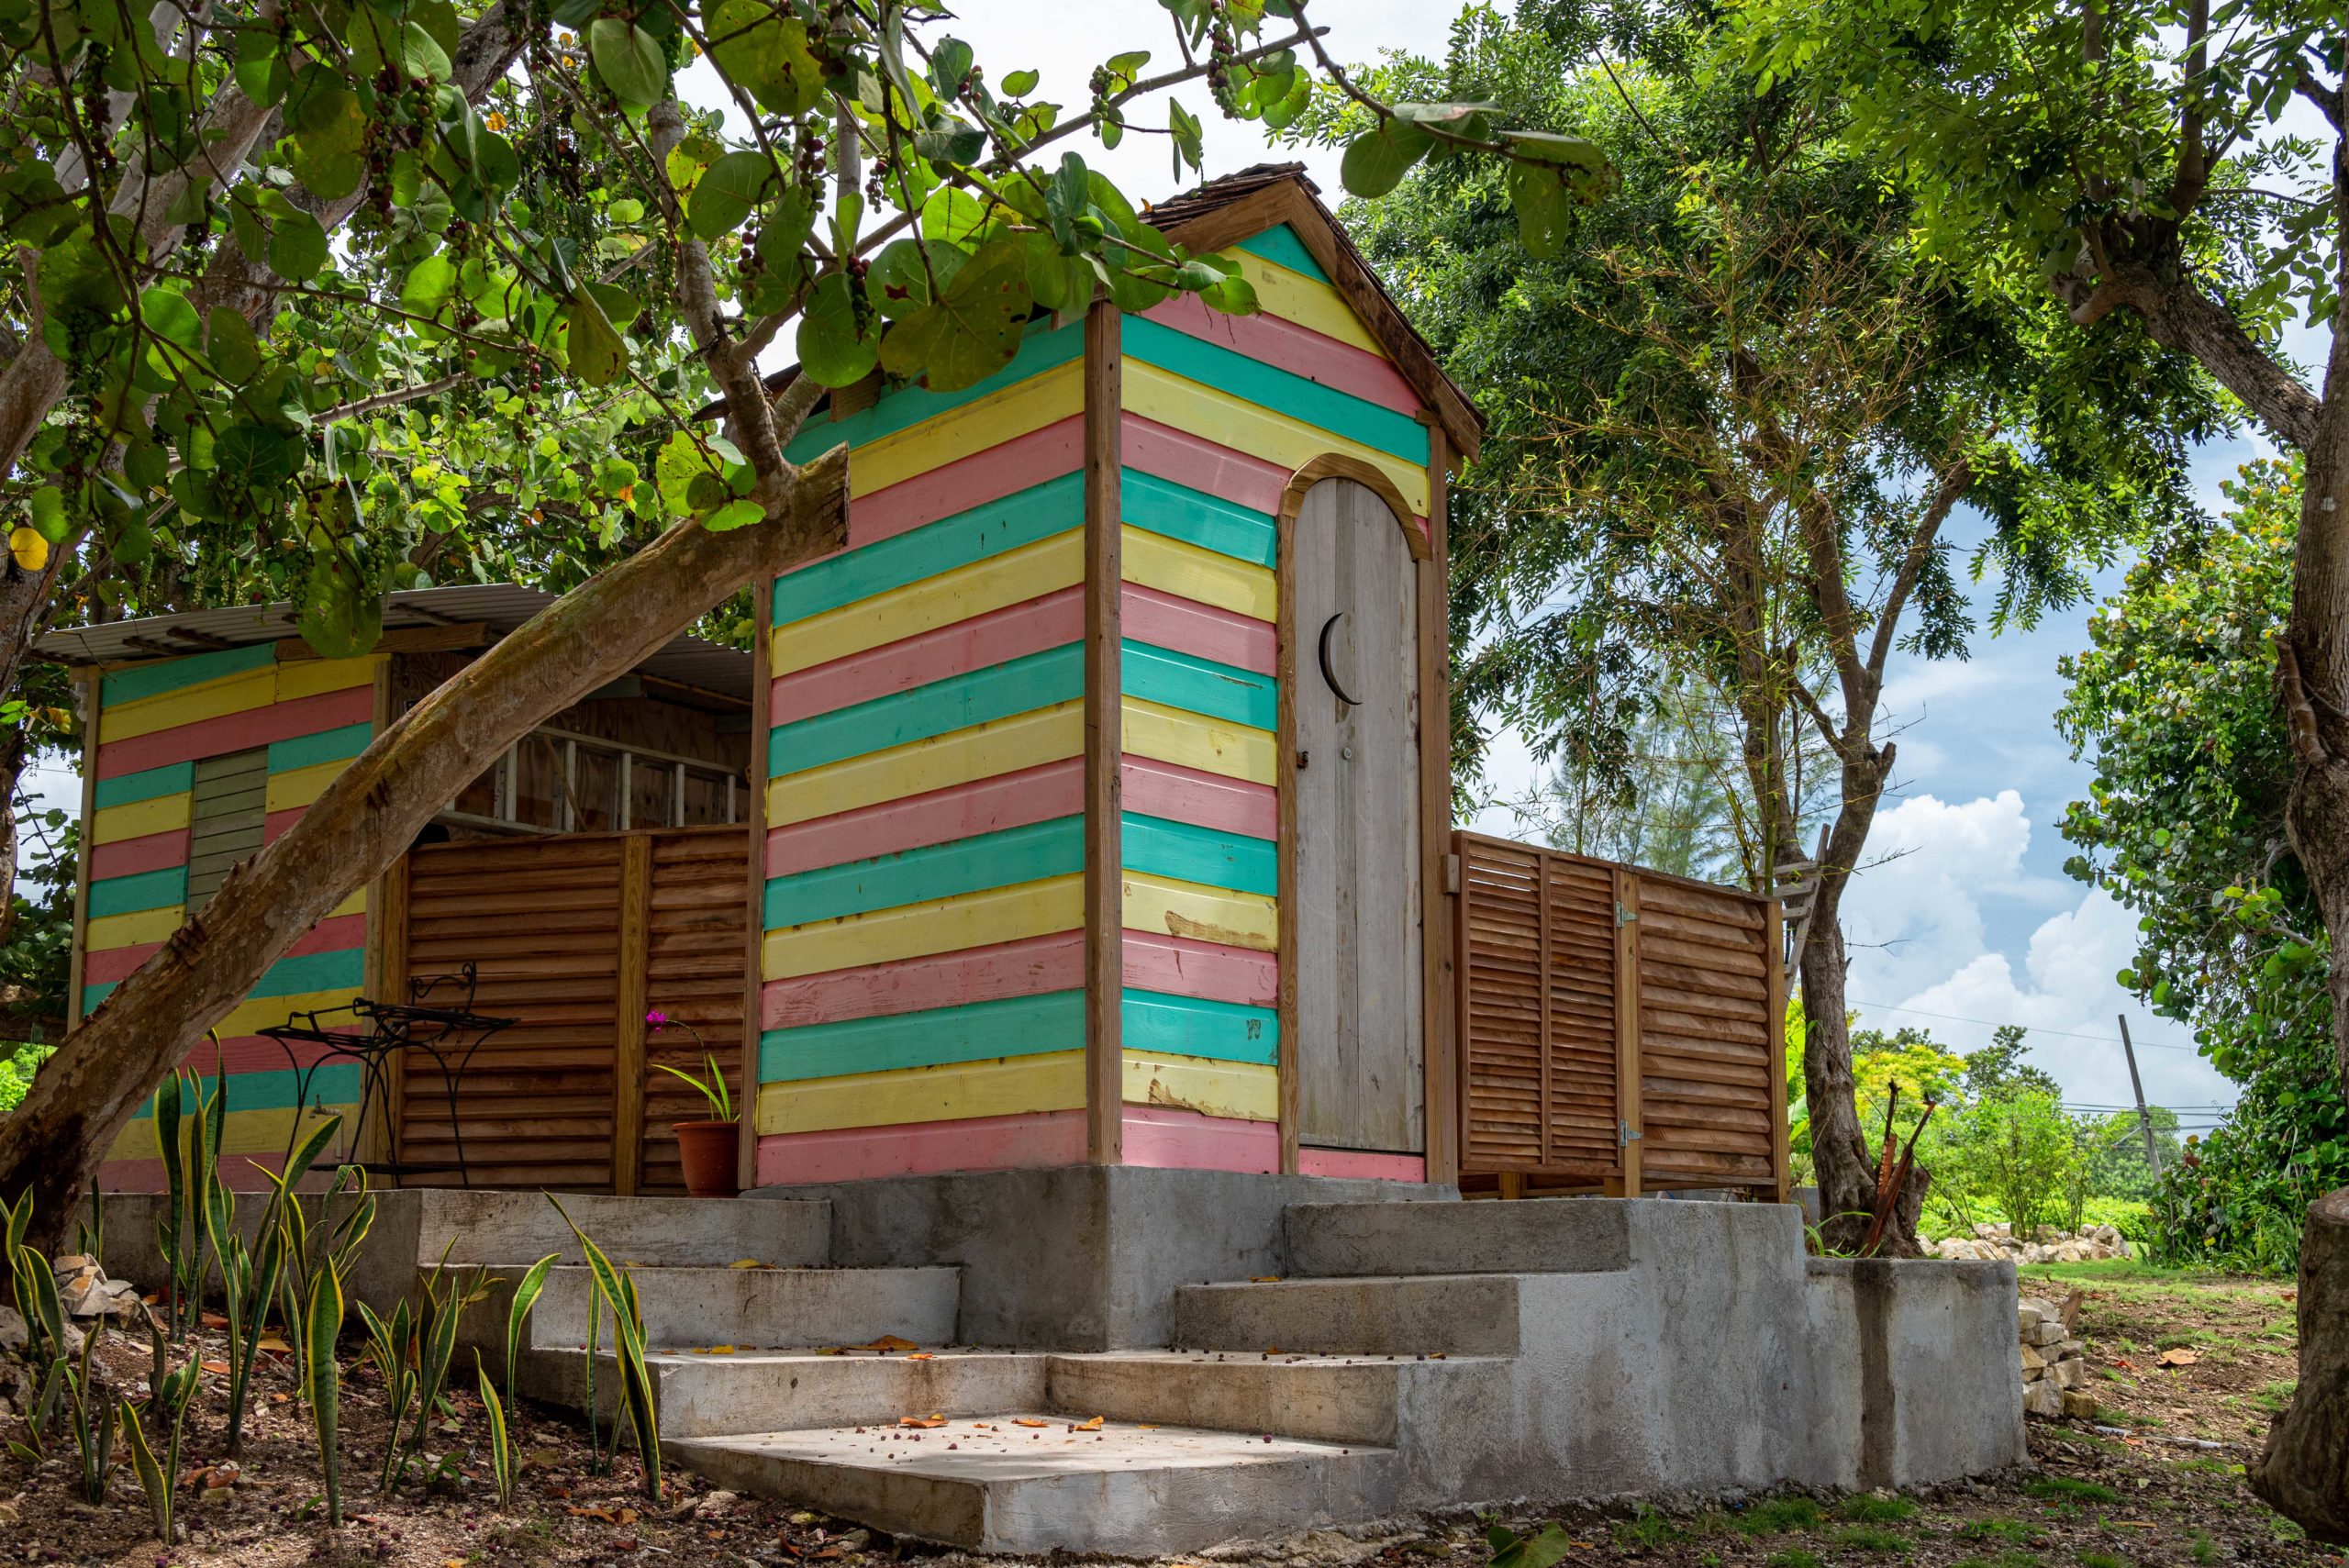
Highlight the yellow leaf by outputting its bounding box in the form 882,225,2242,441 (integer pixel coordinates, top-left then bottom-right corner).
729,1258,770,1270
1074,1416,1104,1431
851,1335,919,1351
1013,1418,1049,1429
898,1415,946,1428
9,527,49,573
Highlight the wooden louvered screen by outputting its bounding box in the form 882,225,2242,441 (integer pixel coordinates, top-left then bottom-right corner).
1454,832,1787,1198
187,749,269,908
386,826,749,1192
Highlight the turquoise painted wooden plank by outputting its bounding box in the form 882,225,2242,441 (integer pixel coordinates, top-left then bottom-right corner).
1122,470,1278,567
1125,317,1431,465
138,1062,364,1118
93,761,195,809
1238,224,1329,283
87,865,186,918
100,643,276,707
764,815,1084,928
769,642,1085,776
268,720,372,773
758,988,1085,1083
784,318,1083,463
1122,812,1277,895
772,472,1085,625
84,945,364,1013
1121,640,1276,731
1121,988,1279,1065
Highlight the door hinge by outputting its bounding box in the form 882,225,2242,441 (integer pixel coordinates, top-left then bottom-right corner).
1619,1120,1642,1147
1615,902,1638,927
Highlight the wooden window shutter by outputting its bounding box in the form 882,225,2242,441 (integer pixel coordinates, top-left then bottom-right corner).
186,748,269,908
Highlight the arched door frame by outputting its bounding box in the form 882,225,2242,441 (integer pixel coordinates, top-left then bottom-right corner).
1273,455,1440,1176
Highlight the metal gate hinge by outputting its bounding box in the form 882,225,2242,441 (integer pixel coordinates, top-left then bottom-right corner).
1619,1120,1642,1147
1616,902,1637,927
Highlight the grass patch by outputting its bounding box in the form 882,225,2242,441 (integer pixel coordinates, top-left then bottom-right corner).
2077,1553,2130,1568
1838,1496,1920,1523
1956,1518,2042,1546
2255,1379,2298,1413
1831,1527,1912,1555
2189,1532,2218,1564
2024,1477,2122,1505
1764,1552,1820,1568
1948,1554,2042,1568
1738,1497,1827,1536
1611,1507,1684,1551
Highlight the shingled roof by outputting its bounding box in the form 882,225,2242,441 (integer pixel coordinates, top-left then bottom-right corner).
1144,161,1482,463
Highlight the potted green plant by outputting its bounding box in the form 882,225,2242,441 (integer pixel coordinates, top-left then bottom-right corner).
646,1011,739,1198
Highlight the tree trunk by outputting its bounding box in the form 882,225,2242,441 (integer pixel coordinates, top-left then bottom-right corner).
1798,904,1878,1249
2249,1186,2349,1543
0,450,846,1252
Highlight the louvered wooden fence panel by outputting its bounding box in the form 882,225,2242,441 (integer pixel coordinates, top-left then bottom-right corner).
388,826,750,1192
1454,832,1787,1198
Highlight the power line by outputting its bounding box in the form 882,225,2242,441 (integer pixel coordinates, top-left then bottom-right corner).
1846,997,2199,1050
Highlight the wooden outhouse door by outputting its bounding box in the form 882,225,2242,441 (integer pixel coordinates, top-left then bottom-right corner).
1290,477,1426,1151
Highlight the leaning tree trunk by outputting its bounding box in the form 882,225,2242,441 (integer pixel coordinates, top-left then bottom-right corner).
2250,1187,2349,1542
0,451,847,1253
1798,899,1878,1248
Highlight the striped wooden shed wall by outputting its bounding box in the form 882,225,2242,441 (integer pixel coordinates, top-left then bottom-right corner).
751,165,1481,1189
75,642,382,1189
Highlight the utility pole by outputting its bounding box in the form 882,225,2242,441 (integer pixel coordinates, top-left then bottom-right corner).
2116,1013,2163,1178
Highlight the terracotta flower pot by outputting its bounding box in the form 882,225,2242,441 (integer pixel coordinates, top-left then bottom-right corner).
673,1119,740,1198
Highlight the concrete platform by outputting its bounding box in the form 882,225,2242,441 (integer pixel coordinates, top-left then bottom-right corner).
1042,1350,1508,1447
1286,1195,1632,1276
520,1348,1050,1439
529,1263,961,1351
668,1416,1399,1554
1174,1273,1531,1355
426,1191,832,1269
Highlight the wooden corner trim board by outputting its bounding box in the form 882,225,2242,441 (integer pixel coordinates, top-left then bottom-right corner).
1278,455,1430,563
1419,426,1458,1186
67,673,98,1028
1083,296,1126,1165
1154,177,1483,466
743,565,775,1193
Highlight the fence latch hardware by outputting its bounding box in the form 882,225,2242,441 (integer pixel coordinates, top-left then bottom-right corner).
1619,1120,1642,1147
1615,902,1638,927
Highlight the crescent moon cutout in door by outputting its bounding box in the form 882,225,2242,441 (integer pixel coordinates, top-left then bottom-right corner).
1290,476,1425,1152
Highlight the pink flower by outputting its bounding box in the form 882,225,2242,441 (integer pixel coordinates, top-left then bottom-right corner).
645,1009,669,1029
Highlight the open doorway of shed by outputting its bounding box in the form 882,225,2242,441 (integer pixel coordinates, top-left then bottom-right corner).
377,643,755,1194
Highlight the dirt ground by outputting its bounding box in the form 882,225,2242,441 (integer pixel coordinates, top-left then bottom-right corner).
0,1260,2337,1568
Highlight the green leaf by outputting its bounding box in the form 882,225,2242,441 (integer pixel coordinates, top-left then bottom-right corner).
930,36,973,99
1508,160,1574,259
213,425,298,491
139,287,201,351
796,271,879,387
704,497,765,531
399,254,459,319
562,290,629,386
879,237,1032,392
1340,120,1431,199
1001,67,1039,96
705,0,824,116
589,19,667,112
688,150,776,240
1022,231,1093,316
288,83,368,202
206,307,261,384
267,207,330,282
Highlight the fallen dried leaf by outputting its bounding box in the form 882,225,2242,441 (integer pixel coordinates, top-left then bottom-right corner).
851,1335,919,1352
1251,1275,1281,1283
1013,1418,1049,1429
730,1258,770,1270
906,1351,936,1361
618,1507,639,1525
697,1345,738,1355
1073,1416,1104,1431
257,1335,291,1353
2155,1348,2199,1367
199,1359,230,1374
200,1311,229,1329
898,1415,946,1429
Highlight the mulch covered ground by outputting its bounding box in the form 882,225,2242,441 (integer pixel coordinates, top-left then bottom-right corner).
0,1261,2336,1567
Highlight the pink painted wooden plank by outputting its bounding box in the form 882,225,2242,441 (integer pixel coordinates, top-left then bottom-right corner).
1122,930,1279,1008
1120,584,1275,675
1121,413,1431,550
764,758,1085,880
762,930,1085,1031
86,912,369,984
1119,755,1277,841
179,1033,355,1074
103,1151,321,1195
1143,292,1422,416
1119,1105,1279,1173
96,686,374,780
89,827,189,882
770,586,1085,727
754,1109,1088,1184
264,806,305,843
1297,1147,1430,1183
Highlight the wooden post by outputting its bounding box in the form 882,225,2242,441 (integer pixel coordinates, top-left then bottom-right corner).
1419,423,1457,1185
739,571,774,1193
612,832,653,1195
65,673,97,1030
1611,868,1643,1198
1082,296,1125,1167
1767,896,1790,1203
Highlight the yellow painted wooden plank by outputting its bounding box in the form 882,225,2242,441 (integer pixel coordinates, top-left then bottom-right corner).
273,653,379,702
768,701,1083,825
1125,362,1430,516
1225,250,1386,359
1121,527,1276,621
84,888,364,959
92,793,191,845
763,873,1083,979
328,886,368,919
1121,697,1275,785
755,1051,1085,1135
851,360,1083,498
770,530,1082,677
263,758,347,813
108,1103,354,1161
1121,869,1278,952
1122,1051,1278,1121
98,668,276,744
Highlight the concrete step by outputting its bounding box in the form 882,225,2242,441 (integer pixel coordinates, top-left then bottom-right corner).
1285,1196,1631,1277
1173,1274,1525,1356
417,1191,832,1269
519,1348,1048,1439
668,1415,1398,1554
524,1264,960,1352
1043,1350,1508,1447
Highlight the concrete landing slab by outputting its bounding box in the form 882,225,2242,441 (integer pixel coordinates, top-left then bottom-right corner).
524,1347,1048,1439
1174,1273,1526,1355
1043,1350,1506,1447
529,1264,959,1351
423,1191,833,1269
1286,1196,1631,1277
669,1415,1397,1554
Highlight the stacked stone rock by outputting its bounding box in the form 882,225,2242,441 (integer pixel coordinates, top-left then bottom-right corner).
1937,1222,2132,1263
2019,1293,2096,1419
